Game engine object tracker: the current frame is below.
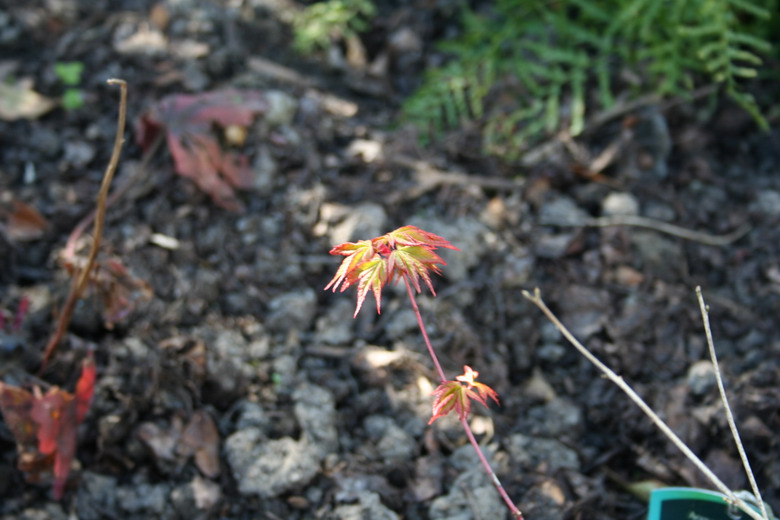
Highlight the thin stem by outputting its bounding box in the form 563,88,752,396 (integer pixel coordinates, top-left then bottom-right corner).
696,286,768,520
40,79,128,371
522,288,765,520
459,416,524,519
404,278,523,519
403,278,447,383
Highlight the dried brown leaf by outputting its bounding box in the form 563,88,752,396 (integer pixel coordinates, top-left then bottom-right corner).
0,79,56,121
4,200,48,241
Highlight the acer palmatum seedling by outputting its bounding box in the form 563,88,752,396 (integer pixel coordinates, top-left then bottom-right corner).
326,225,523,519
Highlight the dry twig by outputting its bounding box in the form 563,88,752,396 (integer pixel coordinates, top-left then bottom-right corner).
696,286,769,520
40,79,128,371
545,214,750,247
522,287,765,520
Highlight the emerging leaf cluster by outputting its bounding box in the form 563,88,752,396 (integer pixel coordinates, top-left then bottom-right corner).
293,0,376,54
403,0,775,161
429,366,500,425
325,225,458,317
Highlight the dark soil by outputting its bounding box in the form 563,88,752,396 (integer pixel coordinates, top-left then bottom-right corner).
2,2,780,519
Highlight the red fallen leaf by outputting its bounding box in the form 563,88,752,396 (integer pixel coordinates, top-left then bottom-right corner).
0,355,96,499
136,89,267,211
3,200,48,241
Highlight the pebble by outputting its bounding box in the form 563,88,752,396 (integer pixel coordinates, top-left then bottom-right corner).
265,90,298,127
333,491,399,520
267,288,317,332
687,360,716,396
539,195,589,226
507,434,580,472
602,192,640,216
363,415,417,463
750,189,780,218
225,384,337,498
428,446,504,520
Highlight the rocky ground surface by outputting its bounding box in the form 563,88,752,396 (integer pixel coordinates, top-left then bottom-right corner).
1,1,780,519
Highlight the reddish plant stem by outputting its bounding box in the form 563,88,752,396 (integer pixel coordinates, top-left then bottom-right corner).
403,278,524,519
403,279,447,383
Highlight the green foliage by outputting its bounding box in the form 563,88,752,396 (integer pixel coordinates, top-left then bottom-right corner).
54,61,85,111
61,89,85,111
403,0,775,160
293,0,376,54
54,61,84,86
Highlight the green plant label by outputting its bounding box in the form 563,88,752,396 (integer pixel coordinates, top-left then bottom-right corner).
647,488,771,520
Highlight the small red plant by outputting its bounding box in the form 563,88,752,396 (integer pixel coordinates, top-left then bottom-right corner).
326,225,523,519
0,355,96,499
429,365,500,425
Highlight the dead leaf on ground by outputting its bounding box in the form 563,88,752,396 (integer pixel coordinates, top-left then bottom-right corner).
2,200,49,241
138,409,220,478
178,409,220,478
0,79,56,121
62,255,153,329
136,89,268,211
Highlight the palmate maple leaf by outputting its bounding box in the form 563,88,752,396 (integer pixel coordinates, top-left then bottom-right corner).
325,226,458,317
429,365,499,425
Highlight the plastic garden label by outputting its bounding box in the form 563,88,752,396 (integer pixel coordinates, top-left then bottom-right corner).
648,488,769,520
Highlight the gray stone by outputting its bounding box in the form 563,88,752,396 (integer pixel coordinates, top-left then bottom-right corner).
64,140,96,167
429,446,505,520
527,398,583,437
423,218,486,282
267,288,318,332
75,472,118,520
687,360,717,396
226,430,322,498
265,90,298,127
234,400,269,431
116,482,170,515
294,383,338,452
332,491,400,520
534,232,578,259
631,230,685,280
363,415,417,463
556,285,610,339
539,196,589,226
537,343,566,362
251,145,278,194
507,434,580,472
315,299,355,345
602,192,640,216
329,202,388,245
750,190,780,218
385,309,419,340
225,384,337,498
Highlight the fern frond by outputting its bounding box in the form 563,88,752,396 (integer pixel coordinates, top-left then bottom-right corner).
403,0,773,160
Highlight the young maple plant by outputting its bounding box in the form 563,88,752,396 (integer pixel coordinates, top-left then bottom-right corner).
326,225,523,519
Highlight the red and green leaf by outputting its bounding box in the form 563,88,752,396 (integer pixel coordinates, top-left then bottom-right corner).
324,240,375,293
385,226,459,250
429,366,499,425
353,256,387,317
326,226,456,317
